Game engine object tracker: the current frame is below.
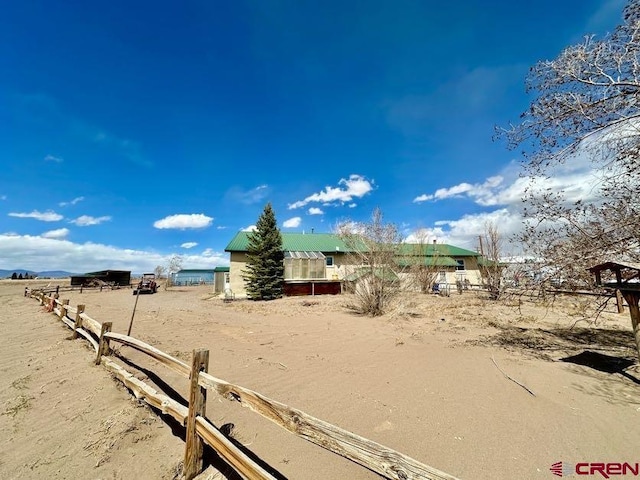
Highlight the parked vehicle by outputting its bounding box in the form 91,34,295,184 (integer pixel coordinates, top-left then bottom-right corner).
133,273,158,295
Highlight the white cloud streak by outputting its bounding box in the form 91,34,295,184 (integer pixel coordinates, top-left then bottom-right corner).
181,242,198,249
225,184,270,205
288,175,374,209
9,210,64,222
70,215,112,226
59,196,85,207
153,214,213,230
414,176,504,205
44,154,63,163
308,207,324,215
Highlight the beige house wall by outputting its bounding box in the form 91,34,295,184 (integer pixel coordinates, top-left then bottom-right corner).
228,252,249,297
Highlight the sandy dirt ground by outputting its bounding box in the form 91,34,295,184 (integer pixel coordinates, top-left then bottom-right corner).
1,279,639,480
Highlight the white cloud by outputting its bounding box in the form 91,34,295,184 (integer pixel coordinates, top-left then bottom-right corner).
405,208,525,254
288,174,374,209
414,176,504,205
0,234,229,273
283,217,302,228
242,225,257,232
44,154,63,163
70,215,112,226
42,228,70,239
308,207,324,215
59,196,85,207
9,210,64,222
181,242,198,249
153,214,213,230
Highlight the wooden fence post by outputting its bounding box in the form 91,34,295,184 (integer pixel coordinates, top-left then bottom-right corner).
73,305,85,339
184,349,210,480
59,299,70,320
95,322,112,365
616,289,625,314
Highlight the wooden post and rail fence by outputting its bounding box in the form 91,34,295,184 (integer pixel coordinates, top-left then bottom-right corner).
27,289,459,480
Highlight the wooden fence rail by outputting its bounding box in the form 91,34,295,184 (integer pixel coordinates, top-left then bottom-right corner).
27,289,459,480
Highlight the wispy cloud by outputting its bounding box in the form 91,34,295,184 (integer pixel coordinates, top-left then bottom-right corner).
181,242,198,249
16,93,150,168
59,196,85,207
92,131,151,167
9,210,64,222
288,175,374,209
308,207,323,215
42,228,70,239
153,214,213,230
283,217,301,228
242,225,256,232
44,154,63,163
225,184,270,205
70,215,112,226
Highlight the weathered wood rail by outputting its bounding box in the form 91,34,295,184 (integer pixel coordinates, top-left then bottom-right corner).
28,289,460,480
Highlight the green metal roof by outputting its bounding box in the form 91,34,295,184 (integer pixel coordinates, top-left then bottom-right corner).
225,232,353,253
396,256,460,267
397,243,480,257
344,267,399,282
213,266,230,272
225,232,482,261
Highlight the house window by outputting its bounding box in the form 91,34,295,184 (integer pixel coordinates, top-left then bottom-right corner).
284,251,326,280
439,271,446,282
455,259,465,271
325,256,334,267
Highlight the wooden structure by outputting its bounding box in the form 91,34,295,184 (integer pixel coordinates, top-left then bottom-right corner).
70,269,131,286
27,288,459,480
588,261,640,361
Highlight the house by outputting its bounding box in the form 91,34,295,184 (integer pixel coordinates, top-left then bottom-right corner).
224,232,491,297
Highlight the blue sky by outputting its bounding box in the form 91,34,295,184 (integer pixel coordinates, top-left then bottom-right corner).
0,0,627,273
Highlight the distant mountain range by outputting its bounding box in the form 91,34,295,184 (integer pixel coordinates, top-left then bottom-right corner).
0,269,77,279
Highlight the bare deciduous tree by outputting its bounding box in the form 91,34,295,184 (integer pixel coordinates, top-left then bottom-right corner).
164,255,183,289
403,230,442,294
154,265,166,279
499,1,640,290
479,222,504,300
336,208,402,316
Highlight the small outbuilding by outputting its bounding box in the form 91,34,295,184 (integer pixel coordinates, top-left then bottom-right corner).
70,270,131,286
588,260,640,361
171,267,230,293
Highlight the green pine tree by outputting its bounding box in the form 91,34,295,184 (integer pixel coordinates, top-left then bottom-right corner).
242,203,284,300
